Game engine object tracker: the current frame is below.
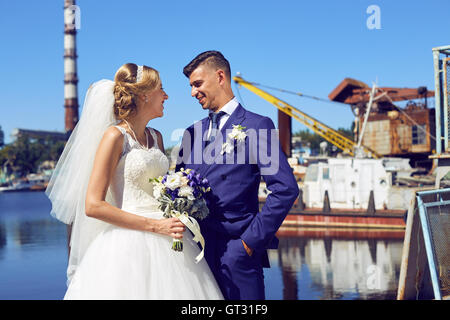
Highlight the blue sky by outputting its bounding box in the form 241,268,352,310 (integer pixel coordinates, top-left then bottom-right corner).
1,0,449,147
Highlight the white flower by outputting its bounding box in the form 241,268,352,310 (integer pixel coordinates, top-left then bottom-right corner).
175,169,189,187
181,176,189,187
228,124,247,143
165,173,182,190
178,185,195,200
221,142,233,155
228,130,239,140
153,183,165,199
235,131,247,142
222,124,247,154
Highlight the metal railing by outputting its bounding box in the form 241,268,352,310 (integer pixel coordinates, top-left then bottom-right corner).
416,188,450,299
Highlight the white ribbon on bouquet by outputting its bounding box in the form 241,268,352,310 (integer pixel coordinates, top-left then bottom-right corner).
171,211,205,263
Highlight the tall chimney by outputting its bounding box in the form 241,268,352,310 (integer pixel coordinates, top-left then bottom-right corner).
64,0,79,137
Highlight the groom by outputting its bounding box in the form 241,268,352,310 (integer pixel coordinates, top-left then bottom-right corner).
176,51,299,300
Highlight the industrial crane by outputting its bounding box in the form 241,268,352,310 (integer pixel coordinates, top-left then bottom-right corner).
233,75,381,159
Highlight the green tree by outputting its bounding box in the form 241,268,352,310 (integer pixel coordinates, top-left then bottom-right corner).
294,129,325,154
293,124,354,155
0,134,66,177
11,134,44,175
0,125,4,148
48,140,66,162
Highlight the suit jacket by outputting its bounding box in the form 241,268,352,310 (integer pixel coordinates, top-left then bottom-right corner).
176,104,299,263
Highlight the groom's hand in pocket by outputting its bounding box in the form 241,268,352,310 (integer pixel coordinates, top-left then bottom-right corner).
241,239,253,256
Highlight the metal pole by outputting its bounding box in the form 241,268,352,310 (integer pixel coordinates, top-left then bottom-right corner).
278,109,292,157
416,193,443,300
443,58,450,152
432,49,442,155
357,83,377,149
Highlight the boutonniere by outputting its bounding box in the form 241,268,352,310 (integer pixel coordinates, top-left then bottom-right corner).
221,124,247,155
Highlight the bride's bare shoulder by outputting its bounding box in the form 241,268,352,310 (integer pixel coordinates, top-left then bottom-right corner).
105,125,125,137
99,126,125,149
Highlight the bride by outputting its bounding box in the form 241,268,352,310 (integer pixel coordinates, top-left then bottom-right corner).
46,63,223,300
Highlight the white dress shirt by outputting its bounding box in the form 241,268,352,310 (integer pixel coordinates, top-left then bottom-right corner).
207,97,239,140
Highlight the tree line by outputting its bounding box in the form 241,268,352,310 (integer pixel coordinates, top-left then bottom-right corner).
0,126,65,177
0,123,355,178
293,125,355,155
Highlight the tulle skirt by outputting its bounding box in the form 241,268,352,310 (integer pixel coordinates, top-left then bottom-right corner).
64,207,224,300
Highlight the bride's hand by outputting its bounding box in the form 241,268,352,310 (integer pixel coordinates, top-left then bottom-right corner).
154,218,186,239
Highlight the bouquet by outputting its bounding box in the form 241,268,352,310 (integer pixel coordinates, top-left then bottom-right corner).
151,168,210,255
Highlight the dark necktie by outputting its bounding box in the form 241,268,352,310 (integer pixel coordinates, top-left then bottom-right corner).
206,111,226,146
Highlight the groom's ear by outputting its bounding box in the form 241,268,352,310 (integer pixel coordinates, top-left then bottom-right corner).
216,69,227,85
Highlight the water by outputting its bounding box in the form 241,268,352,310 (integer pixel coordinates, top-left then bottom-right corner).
0,191,403,300
0,191,67,299
265,229,403,300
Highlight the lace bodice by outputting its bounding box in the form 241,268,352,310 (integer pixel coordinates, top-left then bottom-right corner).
109,126,169,210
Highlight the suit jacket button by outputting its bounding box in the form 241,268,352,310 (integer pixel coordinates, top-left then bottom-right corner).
221,174,226,180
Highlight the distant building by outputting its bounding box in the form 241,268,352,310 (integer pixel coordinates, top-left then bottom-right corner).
291,136,311,160
329,78,435,168
10,129,67,142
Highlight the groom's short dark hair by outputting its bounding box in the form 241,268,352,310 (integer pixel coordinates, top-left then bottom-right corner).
183,51,231,80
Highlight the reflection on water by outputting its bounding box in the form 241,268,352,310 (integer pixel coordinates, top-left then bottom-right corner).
0,192,67,300
264,227,404,300
0,192,404,300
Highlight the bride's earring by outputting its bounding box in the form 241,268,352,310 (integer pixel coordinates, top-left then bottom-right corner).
145,96,148,103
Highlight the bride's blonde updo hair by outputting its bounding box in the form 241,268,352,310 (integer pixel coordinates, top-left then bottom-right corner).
113,63,161,120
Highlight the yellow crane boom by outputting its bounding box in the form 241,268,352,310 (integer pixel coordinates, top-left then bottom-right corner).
233,75,381,159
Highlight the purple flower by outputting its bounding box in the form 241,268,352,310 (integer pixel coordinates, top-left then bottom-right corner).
193,188,200,198
167,188,179,201
187,171,195,181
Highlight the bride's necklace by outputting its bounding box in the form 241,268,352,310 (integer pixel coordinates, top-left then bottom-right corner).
123,119,149,150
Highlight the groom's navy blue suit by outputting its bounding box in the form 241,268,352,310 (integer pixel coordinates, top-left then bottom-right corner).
176,104,299,300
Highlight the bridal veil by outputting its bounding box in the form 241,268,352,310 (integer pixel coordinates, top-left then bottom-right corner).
46,79,117,284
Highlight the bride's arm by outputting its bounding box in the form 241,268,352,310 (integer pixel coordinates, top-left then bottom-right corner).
84,127,184,238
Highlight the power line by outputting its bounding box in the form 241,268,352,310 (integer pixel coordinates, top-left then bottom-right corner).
237,78,434,107
239,80,349,106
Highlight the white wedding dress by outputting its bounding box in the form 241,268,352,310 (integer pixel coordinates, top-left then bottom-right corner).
64,126,224,300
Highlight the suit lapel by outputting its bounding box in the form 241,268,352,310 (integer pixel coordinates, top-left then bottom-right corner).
194,117,210,174
201,116,209,149
220,104,246,138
